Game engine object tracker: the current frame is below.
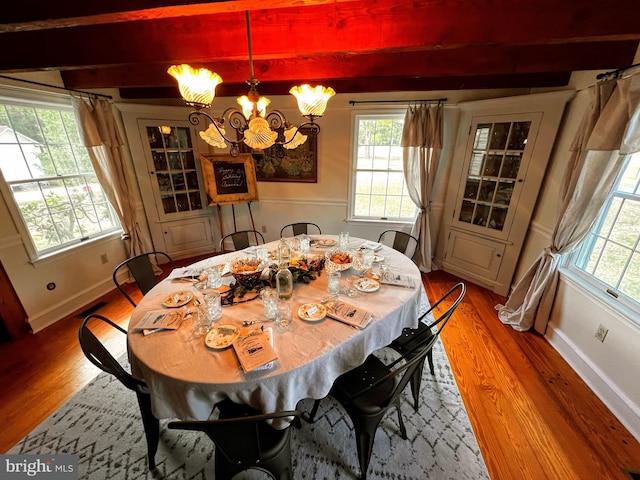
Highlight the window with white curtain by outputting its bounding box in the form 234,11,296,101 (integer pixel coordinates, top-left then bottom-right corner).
349,113,417,222
570,151,640,316
0,90,120,258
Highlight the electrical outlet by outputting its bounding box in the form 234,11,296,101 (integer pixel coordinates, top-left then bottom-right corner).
262,225,267,233
595,324,608,342
100,253,108,264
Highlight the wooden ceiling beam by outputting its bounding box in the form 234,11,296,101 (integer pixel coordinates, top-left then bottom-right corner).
1,0,640,72
59,41,637,90
118,72,574,99
0,0,354,33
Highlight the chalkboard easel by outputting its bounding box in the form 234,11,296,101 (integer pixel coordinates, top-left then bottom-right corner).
201,154,260,248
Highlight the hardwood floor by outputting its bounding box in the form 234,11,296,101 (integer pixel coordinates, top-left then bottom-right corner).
1,265,639,479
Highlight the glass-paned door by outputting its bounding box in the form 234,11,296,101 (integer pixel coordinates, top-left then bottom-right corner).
455,114,540,238
141,122,207,220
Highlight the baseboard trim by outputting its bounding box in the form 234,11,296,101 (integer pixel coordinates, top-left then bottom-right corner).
28,278,118,333
546,322,640,442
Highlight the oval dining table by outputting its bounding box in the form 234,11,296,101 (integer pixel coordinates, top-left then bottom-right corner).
127,235,427,425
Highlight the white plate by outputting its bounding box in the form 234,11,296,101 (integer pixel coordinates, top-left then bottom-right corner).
354,278,380,293
162,291,193,308
312,238,337,248
205,325,240,349
298,303,327,322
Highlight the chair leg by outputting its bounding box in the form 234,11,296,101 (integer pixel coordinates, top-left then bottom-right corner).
136,392,159,470
393,397,408,440
349,412,385,480
409,361,425,412
302,399,322,423
427,349,435,374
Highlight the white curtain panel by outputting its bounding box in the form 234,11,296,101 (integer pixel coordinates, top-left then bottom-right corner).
497,73,640,333
73,97,155,261
401,102,444,272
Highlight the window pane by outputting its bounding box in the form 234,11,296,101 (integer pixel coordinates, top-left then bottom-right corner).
352,114,416,221
573,152,640,314
0,99,121,255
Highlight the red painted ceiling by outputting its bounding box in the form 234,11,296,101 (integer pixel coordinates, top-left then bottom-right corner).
1,0,639,99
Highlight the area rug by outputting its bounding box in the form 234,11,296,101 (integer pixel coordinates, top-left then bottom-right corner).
9,341,488,479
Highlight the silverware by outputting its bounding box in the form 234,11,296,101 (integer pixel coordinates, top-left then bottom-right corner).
320,294,339,304
242,319,273,327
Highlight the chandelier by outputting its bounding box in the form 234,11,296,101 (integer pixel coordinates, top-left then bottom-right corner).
168,11,335,158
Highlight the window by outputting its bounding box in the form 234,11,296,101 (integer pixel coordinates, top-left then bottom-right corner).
0,93,121,257
350,114,417,221
571,152,640,313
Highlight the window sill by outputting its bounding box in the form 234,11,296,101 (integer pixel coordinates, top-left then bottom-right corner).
29,231,124,267
560,267,640,330
346,218,415,229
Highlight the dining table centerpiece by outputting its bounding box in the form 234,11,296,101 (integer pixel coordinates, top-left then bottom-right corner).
268,255,325,285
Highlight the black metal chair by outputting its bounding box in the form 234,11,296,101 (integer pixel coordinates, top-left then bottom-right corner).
279,222,321,237
377,230,419,260
304,283,465,479
168,399,301,480
112,251,174,307
78,314,160,470
389,282,466,411
219,229,265,251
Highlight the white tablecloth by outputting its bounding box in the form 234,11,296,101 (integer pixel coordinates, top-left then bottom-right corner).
127,236,426,423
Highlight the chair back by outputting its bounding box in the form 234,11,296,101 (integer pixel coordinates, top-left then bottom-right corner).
280,222,321,237
113,251,174,307
219,230,265,251
78,314,145,393
377,230,419,259
168,408,300,477
351,282,466,403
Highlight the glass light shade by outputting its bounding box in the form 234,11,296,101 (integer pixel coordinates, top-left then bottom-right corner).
237,95,270,119
289,84,336,116
167,64,222,107
243,117,277,150
283,125,307,149
199,122,227,149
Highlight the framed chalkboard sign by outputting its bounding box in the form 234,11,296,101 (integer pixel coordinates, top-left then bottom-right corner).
201,153,259,205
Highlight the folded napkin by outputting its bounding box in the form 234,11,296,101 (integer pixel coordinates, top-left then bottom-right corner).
324,299,372,329
359,241,382,251
133,308,187,335
380,272,417,289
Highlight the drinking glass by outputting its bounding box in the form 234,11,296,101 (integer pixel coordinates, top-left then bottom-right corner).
260,287,278,319
203,292,222,322
338,231,350,250
205,266,221,289
361,248,374,269
298,234,310,254
193,307,213,336
255,247,268,263
327,271,341,295
342,276,357,297
276,300,292,329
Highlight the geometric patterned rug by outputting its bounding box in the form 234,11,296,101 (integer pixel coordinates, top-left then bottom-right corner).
9,341,489,479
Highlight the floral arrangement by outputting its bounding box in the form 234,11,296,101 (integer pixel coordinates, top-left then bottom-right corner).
269,255,325,284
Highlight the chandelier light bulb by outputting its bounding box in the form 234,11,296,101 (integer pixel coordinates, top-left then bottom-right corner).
290,85,336,117
167,64,222,108
237,95,271,119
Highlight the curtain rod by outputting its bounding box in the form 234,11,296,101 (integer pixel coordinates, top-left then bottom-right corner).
596,62,640,80
349,97,447,106
0,74,113,99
